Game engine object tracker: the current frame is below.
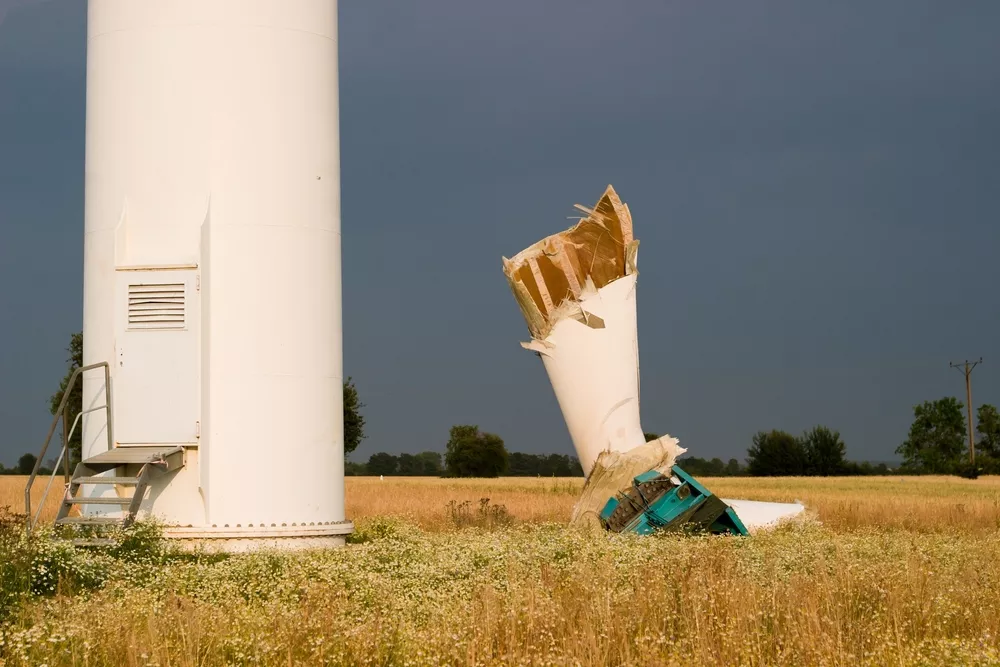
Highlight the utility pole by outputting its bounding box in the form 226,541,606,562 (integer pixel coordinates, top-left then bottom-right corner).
950,358,983,465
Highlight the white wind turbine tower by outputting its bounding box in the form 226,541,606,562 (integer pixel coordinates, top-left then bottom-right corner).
28,0,353,551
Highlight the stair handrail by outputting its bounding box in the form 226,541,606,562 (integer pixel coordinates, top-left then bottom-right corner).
24,361,114,534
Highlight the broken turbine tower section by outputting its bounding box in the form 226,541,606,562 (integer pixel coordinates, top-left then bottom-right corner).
502,185,805,535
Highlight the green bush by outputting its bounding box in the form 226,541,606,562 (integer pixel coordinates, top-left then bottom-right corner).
0,507,113,615
107,518,171,564
347,516,406,544
0,509,179,618
0,507,32,616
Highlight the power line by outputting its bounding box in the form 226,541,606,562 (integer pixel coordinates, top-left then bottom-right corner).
950,358,983,465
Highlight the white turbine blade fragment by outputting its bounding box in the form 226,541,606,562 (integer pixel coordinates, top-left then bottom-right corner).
721,499,807,532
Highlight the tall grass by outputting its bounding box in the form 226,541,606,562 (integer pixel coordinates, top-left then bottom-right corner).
343,474,1000,534
13,474,1000,533
2,474,68,526
3,520,999,665
1,475,1000,665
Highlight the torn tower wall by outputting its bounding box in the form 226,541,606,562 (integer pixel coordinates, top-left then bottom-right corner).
503,185,806,533
502,186,668,477
571,436,686,529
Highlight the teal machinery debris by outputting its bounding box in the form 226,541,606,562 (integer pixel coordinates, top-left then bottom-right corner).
599,466,749,536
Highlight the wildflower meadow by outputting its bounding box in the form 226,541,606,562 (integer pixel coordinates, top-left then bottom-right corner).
2,475,1000,666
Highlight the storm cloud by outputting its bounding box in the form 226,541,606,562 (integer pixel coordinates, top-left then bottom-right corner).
1,1,998,466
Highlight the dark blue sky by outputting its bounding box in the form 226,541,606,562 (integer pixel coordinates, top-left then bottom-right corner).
1,1,998,467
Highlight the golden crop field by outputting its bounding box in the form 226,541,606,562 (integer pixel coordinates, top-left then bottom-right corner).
342,474,1000,534
2,474,1000,666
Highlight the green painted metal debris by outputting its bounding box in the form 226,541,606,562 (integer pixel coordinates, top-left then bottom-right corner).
599,465,749,536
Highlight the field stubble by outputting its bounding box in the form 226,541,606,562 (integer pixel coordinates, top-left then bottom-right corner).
1,474,1000,666
343,474,1000,534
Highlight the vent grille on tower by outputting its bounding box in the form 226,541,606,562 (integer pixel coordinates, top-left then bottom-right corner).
128,283,185,330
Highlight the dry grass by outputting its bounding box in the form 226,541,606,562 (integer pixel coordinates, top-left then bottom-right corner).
346,476,583,529
11,473,1000,533
1,475,69,524
3,474,1000,665
345,474,1000,533
13,476,1000,532
705,474,1000,533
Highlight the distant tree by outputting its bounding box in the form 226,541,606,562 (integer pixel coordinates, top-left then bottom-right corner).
344,460,368,476
366,452,398,476
841,460,863,475
675,457,711,476
444,425,508,478
541,453,566,476
17,453,37,475
343,377,366,456
677,456,747,476
896,397,966,473
643,432,660,442
502,452,584,477
389,452,443,476
395,453,419,476
49,331,84,464
841,460,894,476
746,430,806,476
415,451,443,476
977,404,1000,458
507,452,533,476
801,426,847,476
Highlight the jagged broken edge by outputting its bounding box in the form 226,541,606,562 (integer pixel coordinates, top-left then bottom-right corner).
502,184,640,342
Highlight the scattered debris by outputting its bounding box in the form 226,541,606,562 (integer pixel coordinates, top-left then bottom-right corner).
600,466,748,536
503,185,805,536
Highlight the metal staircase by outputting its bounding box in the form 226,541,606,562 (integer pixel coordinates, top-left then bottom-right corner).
55,446,185,544
24,361,186,545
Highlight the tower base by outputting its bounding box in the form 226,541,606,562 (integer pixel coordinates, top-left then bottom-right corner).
161,521,355,553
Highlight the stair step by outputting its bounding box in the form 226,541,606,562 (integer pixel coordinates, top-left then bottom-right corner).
82,446,184,471
64,496,131,505
71,538,116,548
74,476,140,485
55,516,122,526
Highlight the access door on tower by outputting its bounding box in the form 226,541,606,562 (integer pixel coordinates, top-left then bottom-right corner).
114,268,200,446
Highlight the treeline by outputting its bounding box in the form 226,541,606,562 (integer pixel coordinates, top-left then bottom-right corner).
346,450,584,477
347,420,904,479
346,451,443,476
0,454,52,476
896,398,1000,476
642,429,892,478
743,427,892,476
674,456,745,476
742,398,1000,478
348,425,584,478
29,331,1000,482
667,454,893,477
508,453,582,477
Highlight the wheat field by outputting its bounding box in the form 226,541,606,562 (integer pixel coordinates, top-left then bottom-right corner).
342,474,1000,533
3,474,1000,665
10,473,1000,533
